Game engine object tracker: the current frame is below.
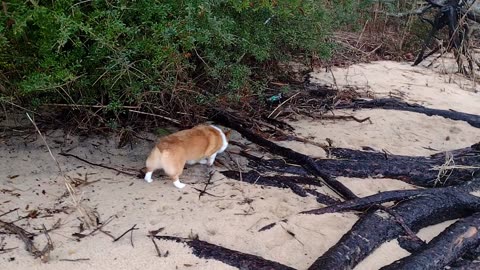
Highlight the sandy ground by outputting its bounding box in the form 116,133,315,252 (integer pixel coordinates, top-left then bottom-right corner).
1,59,479,270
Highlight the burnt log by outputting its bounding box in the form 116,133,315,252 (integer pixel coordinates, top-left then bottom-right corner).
307,179,480,270
155,235,295,270
381,212,480,270
221,170,340,205
211,110,357,200
335,98,480,128
244,144,480,188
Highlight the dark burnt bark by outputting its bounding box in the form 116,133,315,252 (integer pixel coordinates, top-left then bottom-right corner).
307,179,480,270
211,110,357,200
335,98,480,128
221,170,340,205
244,144,480,188
154,235,295,270
381,212,480,270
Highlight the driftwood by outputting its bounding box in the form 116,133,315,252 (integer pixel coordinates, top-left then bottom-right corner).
307,178,480,270
155,235,295,270
211,110,357,200
336,98,480,128
244,144,480,188
381,212,480,270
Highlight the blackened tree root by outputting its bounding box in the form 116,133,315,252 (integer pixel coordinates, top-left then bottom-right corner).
243,144,480,188
301,189,425,215
381,212,480,270
221,170,340,205
336,98,480,128
155,235,295,270
307,179,480,270
211,110,357,200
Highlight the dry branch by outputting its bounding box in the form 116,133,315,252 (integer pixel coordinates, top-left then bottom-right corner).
58,152,139,177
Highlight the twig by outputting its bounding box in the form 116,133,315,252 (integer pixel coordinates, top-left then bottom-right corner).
0,219,37,255
320,115,372,123
99,229,116,240
192,187,223,198
59,258,90,262
43,103,139,109
129,109,181,125
113,224,138,243
58,152,138,176
268,92,300,119
150,236,163,257
0,208,19,218
198,171,216,200
39,224,54,262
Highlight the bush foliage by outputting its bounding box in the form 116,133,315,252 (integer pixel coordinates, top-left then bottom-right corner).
0,0,368,116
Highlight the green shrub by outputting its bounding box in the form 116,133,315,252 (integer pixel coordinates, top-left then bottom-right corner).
0,0,368,117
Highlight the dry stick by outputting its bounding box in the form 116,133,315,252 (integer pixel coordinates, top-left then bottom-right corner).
129,109,181,125
58,152,138,177
198,170,216,200
59,258,90,262
26,113,97,229
320,115,372,124
0,219,37,255
113,224,138,243
0,208,19,218
268,92,301,119
150,237,163,257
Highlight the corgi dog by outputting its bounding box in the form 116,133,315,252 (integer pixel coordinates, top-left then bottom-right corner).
144,125,231,188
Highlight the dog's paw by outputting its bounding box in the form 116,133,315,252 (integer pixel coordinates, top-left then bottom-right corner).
145,178,153,183
173,180,186,189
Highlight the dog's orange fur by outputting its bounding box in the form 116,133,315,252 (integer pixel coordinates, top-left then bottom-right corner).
145,125,231,187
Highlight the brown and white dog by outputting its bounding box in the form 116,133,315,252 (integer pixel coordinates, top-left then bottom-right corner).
144,125,230,188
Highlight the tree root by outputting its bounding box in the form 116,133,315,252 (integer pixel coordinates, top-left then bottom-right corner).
381,212,480,270
211,109,357,200
154,235,295,270
307,178,480,270
243,144,480,188
336,98,480,128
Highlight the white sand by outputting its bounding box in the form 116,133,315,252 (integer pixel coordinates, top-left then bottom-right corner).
1,60,479,270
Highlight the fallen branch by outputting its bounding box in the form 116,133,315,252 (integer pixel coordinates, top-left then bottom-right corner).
59,152,138,177
155,235,295,270
307,178,480,270
381,212,480,270
336,98,480,128
211,110,357,200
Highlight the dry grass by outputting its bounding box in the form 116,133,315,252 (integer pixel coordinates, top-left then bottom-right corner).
26,113,98,229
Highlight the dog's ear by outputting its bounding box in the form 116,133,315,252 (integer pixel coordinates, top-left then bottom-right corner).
224,129,232,140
